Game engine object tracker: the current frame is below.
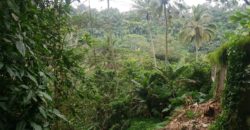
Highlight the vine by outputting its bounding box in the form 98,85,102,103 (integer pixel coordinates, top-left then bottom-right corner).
0,0,71,129
210,38,250,130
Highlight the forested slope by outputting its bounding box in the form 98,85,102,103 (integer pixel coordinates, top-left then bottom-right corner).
0,0,250,130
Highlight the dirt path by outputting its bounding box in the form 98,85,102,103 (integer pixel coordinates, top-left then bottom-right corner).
164,100,221,130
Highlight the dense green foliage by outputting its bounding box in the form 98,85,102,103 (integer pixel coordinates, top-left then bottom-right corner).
0,0,74,129
70,51,213,129
210,37,250,130
1,0,250,130
209,7,250,130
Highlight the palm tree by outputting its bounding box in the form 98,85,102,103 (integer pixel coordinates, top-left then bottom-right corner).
180,5,216,61
155,0,187,64
133,0,157,67
156,0,170,64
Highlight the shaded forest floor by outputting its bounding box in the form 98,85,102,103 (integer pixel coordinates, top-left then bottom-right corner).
164,100,221,130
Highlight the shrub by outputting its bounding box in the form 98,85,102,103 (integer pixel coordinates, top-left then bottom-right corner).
182,62,212,94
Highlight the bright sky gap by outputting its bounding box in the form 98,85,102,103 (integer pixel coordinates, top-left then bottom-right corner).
71,0,207,12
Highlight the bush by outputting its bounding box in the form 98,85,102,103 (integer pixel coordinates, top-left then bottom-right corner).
76,59,213,129
182,62,212,94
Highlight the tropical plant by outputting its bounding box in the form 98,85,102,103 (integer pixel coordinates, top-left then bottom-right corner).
180,5,216,61
153,0,187,63
0,0,71,129
133,0,157,67
155,0,170,63
230,7,250,34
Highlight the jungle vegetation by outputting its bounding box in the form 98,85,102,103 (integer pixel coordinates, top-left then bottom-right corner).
0,0,250,130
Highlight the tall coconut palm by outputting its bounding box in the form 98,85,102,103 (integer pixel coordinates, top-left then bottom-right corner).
156,0,170,64
180,5,216,61
155,0,187,64
133,0,157,67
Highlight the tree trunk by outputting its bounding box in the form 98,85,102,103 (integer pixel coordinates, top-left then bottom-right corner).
214,65,227,100
107,0,110,9
164,4,168,64
195,42,199,62
106,0,116,69
89,0,93,34
146,18,157,67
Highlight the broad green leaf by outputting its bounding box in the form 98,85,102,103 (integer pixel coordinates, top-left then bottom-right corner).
40,97,47,105
16,121,26,130
27,73,38,85
19,85,29,89
52,109,67,121
6,67,15,78
0,62,3,69
39,71,45,77
15,41,26,56
23,91,33,104
39,91,52,101
3,38,11,43
0,102,8,111
30,122,42,130
32,96,38,102
162,107,171,112
43,122,49,128
7,0,17,13
11,13,19,21
39,106,47,118
4,20,11,30
26,44,35,56
19,69,24,77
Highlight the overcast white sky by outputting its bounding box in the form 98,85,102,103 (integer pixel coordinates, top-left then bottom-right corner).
71,0,206,12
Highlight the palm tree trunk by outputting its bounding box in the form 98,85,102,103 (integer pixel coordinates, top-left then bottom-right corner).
106,0,115,69
89,0,93,34
146,15,157,67
107,0,110,9
164,4,168,64
195,42,199,62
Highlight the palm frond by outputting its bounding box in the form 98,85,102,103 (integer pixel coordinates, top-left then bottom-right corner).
180,5,216,47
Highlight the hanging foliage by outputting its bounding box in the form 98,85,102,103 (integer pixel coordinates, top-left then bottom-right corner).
0,0,71,129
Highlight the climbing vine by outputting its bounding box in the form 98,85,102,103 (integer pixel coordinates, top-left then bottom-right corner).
210,37,250,130
0,0,71,129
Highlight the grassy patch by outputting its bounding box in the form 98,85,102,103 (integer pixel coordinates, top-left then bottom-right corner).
128,118,163,130
185,110,197,119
